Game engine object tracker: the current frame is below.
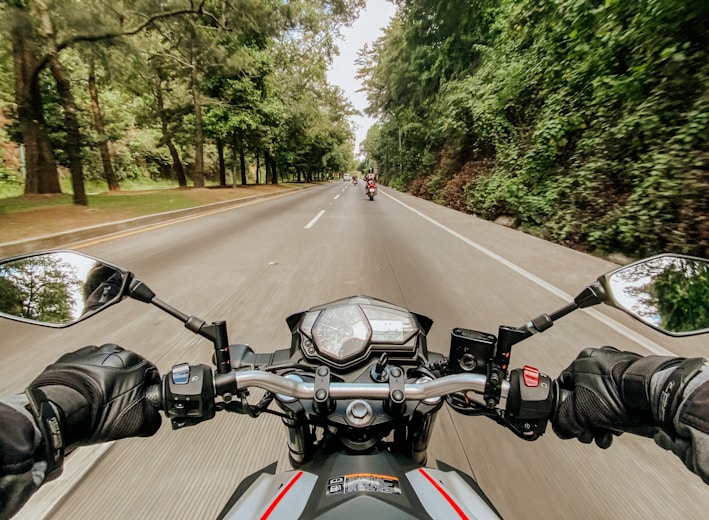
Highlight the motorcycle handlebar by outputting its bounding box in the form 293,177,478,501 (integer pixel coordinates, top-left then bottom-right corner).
225,370,505,401
145,371,509,411
146,368,571,439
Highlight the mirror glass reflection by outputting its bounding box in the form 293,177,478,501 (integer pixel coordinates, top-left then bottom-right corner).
0,251,125,326
606,255,709,335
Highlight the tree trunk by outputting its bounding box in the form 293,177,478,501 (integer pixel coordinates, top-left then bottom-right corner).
217,137,226,186
156,80,187,187
265,149,277,185
255,152,260,184
88,56,119,191
191,64,204,188
11,28,60,195
239,142,247,185
264,150,270,183
49,55,87,205
231,156,238,188
167,141,187,187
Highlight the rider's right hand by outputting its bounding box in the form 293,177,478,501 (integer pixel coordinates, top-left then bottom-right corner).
25,344,162,479
552,346,684,448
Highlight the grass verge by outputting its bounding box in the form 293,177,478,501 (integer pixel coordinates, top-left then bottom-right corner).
0,182,309,246
0,181,297,215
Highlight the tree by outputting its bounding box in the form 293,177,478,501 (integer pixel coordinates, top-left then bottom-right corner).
0,255,79,324
6,4,60,195
652,261,709,333
140,54,191,187
86,52,119,191
1,0,218,200
1,0,364,198
360,0,709,257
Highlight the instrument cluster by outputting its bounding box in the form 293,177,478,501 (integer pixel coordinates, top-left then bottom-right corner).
297,297,420,368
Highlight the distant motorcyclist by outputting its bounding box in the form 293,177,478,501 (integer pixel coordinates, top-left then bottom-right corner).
0,346,707,520
364,172,377,197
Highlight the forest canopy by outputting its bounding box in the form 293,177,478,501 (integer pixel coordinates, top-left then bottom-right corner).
1,1,707,259
0,0,364,203
358,0,709,258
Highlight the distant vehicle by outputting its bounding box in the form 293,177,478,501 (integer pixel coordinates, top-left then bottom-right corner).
343,174,351,181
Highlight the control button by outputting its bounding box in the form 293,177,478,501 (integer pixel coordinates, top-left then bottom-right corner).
171,363,190,385
522,365,540,387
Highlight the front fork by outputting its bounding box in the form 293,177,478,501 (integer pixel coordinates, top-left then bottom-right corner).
282,414,315,466
408,411,437,465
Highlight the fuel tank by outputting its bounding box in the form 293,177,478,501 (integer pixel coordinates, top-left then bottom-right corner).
217,450,502,519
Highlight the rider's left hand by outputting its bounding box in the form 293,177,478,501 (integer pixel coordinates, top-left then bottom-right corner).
25,344,162,478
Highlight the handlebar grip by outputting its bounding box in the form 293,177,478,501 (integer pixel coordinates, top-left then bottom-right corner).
145,383,163,410
552,386,570,422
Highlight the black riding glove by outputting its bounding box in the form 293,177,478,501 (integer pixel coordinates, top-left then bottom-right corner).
553,346,682,448
25,344,162,480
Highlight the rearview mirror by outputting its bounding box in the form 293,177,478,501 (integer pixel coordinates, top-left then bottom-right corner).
0,250,129,327
598,254,709,336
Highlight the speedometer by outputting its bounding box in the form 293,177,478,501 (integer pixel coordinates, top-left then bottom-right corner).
297,296,424,368
311,305,371,362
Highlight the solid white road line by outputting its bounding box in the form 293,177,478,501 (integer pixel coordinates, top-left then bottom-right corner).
381,190,675,356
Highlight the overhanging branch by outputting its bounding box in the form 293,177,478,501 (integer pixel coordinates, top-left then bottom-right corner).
30,2,221,86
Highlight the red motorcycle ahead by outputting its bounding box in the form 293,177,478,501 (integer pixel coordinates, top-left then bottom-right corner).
365,180,377,200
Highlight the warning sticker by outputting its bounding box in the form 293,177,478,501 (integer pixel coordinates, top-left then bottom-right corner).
327,474,402,495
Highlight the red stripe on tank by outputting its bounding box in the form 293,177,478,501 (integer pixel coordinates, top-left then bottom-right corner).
418,468,470,519
260,471,304,520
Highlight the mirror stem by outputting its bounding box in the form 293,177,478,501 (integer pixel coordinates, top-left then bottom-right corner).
574,281,605,308
519,281,606,336
548,302,578,322
128,278,217,341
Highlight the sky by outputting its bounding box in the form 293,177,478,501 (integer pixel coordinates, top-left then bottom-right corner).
326,0,398,157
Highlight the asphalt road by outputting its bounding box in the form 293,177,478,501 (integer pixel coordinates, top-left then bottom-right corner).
2,182,707,519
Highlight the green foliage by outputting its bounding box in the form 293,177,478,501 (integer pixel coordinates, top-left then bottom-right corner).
0,255,77,324
652,261,709,333
361,0,709,257
0,0,361,194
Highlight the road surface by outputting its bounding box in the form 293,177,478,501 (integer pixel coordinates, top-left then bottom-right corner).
2,182,707,519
